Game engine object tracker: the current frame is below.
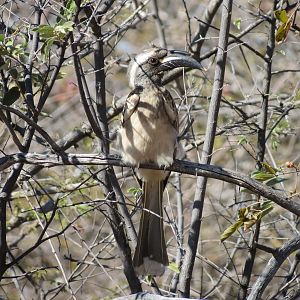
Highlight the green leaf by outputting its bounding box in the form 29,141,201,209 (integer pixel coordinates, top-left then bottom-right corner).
0,34,4,42
127,187,142,198
63,21,74,30
233,18,241,30
5,40,13,47
54,21,74,35
62,0,77,20
32,269,48,280
272,138,279,150
32,74,45,87
260,200,272,210
251,171,275,181
264,176,287,186
238,136,247,145
251,207,273,224
43,37,54,58
33,25,55,39
168,262,180,274
261,162,278,175
220,221,243,242
2,86,20,106
259,201,274,218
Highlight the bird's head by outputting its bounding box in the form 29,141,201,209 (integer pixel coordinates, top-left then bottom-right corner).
128,47,203,88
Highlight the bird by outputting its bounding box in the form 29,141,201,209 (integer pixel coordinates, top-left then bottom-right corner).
119,47,202,276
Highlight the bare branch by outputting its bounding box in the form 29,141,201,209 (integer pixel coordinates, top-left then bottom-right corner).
192,0,223,56
1,153,299,216
247,236,300,300
238,3,277,298
152,0,167,48
178,0,233,296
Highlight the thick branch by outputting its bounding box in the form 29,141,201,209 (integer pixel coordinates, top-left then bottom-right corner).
247,236,300,300
1,153,299,216
178,0,233,296
115,294,189,300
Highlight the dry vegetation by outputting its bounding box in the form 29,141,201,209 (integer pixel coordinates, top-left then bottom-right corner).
0,0,300,299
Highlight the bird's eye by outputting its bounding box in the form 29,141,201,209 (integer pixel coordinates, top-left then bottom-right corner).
148,57,159,65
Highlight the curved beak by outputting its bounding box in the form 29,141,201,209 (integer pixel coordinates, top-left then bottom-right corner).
158,50,203,72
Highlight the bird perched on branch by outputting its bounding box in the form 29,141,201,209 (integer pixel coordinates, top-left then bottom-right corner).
119,47,202,276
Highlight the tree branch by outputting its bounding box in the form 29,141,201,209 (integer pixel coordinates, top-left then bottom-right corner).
247,236,300,300
192,0,223,56
83,3,141,293
238,3,277,298
178,0,233,296
1,153,299,216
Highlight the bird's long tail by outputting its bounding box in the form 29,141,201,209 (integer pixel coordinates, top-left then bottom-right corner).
133,179,168,276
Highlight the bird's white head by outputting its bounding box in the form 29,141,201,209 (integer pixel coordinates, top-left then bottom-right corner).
128,47,203,88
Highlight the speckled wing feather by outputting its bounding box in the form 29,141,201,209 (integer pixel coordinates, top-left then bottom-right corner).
161,90,179,130
121,87,142,125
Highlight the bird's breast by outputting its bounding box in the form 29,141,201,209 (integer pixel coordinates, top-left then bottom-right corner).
119,90,178,168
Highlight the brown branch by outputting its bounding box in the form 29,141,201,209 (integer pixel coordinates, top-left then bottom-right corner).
0,153,299,216
152,0,167,48
199,17,267,62
247,236,300,300
83,3,141,293
238,2,277,298
192,0,223,56
178,0,233,296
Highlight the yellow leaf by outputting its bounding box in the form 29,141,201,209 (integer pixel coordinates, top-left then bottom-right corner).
168,262,180,274
276,21,292,43
274,10,288,23
275,4,300,44
244,219,257,231
220,221,243,242
238,207,248,220
261,162,277,175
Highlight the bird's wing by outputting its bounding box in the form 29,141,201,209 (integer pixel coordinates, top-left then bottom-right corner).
161,90,179,130
121,88,141,125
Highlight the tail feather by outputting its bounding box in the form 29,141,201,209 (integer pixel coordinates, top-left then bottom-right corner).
133,180,168,276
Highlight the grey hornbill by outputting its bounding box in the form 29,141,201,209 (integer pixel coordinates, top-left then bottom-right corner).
119,47,202,276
